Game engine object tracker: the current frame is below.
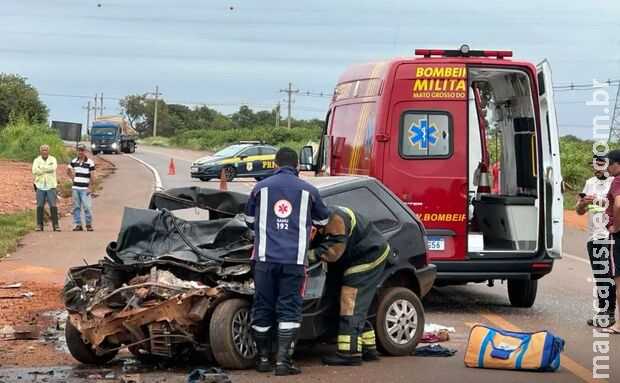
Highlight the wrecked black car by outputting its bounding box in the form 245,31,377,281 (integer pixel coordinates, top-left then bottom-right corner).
61,176,436,369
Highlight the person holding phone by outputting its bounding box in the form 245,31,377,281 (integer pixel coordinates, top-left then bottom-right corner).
67,144,96,232
576,155,615,327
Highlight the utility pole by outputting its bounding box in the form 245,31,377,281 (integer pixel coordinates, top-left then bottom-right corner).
280,82,298,128
275,102,281,127
83,101,96,134
99,93,104,117
608,85,620,142
93,94,98,121
152,85,161,137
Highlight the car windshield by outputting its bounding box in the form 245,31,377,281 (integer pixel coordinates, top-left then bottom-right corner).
213,145,245,157
91,127,116,135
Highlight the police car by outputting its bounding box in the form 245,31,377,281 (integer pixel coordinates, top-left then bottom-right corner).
190,141,278,182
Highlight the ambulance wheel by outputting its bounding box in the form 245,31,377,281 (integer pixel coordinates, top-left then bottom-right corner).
375,287,424,356
65,317,117,365
223,166,236,182
209,298,255,369
508,279,538,308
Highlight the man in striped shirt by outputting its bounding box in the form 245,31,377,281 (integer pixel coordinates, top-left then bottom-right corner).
66,144,96,231
244,147,329,375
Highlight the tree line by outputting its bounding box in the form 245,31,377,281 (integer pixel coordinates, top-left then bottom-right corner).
120,94,323,137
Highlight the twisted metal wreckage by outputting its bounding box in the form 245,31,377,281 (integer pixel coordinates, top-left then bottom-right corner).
61,188,260,365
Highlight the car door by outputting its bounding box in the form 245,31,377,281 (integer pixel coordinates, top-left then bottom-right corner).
258,147,277,175
537,60,563,259
236,146,261,176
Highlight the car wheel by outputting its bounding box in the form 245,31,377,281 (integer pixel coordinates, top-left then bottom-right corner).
65,317,118,365
254,177,264,181
199,177,212,182
507,279,537,308
209,298,255,369
223,166,236,182
375,287,424,356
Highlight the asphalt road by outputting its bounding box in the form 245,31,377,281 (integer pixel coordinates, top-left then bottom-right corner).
0,146,616,383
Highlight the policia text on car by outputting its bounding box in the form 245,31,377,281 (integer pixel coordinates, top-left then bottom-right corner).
244,147,330,375
308,205,391,366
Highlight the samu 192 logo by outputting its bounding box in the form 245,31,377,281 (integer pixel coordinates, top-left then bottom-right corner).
274,199,292,219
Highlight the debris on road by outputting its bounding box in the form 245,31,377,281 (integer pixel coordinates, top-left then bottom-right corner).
187,367,232,383
420,328,450,343
411,344,458,357
0,282,22,289
424,323,456,333
0,324,41,340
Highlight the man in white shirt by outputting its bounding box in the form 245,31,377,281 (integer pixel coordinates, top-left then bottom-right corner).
576,155,616,327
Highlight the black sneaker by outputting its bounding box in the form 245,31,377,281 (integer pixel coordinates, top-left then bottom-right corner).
587,313,616,327
72,225,83,231
86,225,94,232
53,226,61,232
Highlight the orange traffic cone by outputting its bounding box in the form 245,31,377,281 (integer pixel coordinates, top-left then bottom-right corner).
168,158,176,175
219,168,228,190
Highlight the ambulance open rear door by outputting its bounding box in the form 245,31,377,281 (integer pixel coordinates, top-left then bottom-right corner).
537,60,563,259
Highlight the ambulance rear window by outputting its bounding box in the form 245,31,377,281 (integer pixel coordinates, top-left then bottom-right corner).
399,111,452,158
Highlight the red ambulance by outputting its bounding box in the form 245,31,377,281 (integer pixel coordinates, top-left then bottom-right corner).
301,45,563,308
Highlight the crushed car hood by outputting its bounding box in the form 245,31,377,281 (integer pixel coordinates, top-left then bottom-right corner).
106,207,253,265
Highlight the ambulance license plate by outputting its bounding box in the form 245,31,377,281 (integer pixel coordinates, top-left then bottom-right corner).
191,167,198,172
427,237,445,251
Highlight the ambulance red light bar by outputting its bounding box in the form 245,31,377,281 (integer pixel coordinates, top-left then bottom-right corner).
415,45,513,59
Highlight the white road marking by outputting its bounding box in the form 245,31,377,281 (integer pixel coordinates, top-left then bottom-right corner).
127,154,163,190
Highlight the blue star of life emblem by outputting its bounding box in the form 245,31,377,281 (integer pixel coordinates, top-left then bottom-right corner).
409,119,437,150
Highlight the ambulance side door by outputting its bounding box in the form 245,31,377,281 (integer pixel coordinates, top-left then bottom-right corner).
537,60,563,259
381,63,469,261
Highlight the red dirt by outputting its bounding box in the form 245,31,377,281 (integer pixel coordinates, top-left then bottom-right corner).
0,152,115,368
0,281,75,367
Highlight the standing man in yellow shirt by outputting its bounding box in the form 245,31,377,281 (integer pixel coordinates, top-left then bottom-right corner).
32,144,60,231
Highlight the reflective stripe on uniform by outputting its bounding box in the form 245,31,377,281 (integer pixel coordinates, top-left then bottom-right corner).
297,190,309,265
362,330,376,345
338,335,351,351
258,187,269,262
245,215,255,223
343,245,390,276
338,206,357,236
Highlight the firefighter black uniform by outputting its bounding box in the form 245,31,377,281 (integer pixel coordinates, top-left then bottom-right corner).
308,205,390,366
245,165,329,375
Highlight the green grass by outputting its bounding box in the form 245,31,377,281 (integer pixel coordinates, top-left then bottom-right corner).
0,121,70,162
138,136,171,147
0,210,35,258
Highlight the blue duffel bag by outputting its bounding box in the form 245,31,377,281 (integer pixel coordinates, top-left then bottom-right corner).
464,324,565,372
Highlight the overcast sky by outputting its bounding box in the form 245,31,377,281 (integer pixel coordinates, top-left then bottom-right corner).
1,0,619,138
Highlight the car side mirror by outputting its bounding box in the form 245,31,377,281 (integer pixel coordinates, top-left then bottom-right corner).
239,155,247,160
299,145,315,171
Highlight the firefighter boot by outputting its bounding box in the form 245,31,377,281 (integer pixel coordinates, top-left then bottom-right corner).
362,348,379,362
361,326,379,362
50,207,61,231
322,352,363,366
251,327,272,373
274,327,301,376
36,207,44,231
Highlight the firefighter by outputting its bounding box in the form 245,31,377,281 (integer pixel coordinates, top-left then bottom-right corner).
244,147,329,375
307,205,390,366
